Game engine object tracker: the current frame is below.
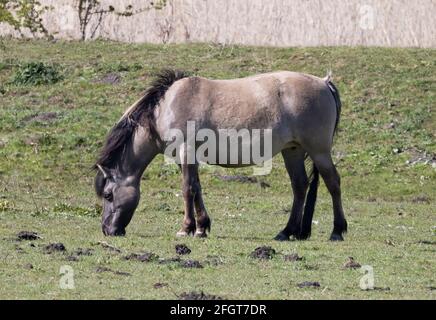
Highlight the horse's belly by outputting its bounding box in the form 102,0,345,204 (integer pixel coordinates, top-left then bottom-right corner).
194,128,286,167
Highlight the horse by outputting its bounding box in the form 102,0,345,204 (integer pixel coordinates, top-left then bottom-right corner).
94,69,347,241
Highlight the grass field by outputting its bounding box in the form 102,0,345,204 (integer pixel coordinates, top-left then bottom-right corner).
0,40,435,299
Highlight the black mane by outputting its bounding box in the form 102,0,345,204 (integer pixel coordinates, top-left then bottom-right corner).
94,69,189,195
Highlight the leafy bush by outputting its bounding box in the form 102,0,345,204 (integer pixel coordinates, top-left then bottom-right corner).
11,62,63,86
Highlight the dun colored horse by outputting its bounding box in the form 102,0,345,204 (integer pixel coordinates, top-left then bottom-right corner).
94,70,347,241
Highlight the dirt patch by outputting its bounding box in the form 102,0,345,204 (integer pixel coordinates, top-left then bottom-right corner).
175,244,191,255
405,148,436,168
123,252,159,262
250,246,276,260
418,240,436,245
17,231,41,241
284,253,303,262
158,256,181,265
343,257,361,269
23,263,33,270
94,73,121,85
23,112,59,124
303,264,319,271
95,266,131,276
205,255,224,266
153,282,168,289
44,243,66,254
411,195,431,204
297,281,321,288
215,174,258,183
181,260,203,269
179,291,223,300
214,174,270,188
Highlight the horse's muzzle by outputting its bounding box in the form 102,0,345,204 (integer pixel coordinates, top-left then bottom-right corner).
102,225,126,236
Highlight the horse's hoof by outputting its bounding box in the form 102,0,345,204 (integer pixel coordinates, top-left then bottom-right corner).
176,230,194,237
329,233,344,241
194,230,207,238
274,232,290,241
176,230,188,237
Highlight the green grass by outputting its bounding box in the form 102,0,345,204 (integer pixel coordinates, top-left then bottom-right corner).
0,40,435,300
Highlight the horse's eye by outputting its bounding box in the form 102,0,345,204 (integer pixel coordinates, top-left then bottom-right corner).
103,192,113,202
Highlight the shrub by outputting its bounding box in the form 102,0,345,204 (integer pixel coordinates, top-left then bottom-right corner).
11,62,63,86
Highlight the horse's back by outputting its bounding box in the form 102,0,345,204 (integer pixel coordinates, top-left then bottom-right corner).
157,71,337,154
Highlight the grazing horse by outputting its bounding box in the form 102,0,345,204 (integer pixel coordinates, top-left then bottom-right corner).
94,70,347,241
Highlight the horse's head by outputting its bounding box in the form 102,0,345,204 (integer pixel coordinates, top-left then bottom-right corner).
95,164,140,236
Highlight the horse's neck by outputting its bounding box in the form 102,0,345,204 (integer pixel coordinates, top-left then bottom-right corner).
121,126,159,178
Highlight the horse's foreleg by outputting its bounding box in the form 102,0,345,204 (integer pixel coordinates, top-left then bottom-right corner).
193,172,211,237
311,153,347,241
176,163,197,237
275,148,308,241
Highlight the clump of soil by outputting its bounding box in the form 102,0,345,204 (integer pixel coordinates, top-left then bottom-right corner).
123,252,159,262
153,282,168,289
44,243,66,254
343,257,361,269
96,241,122,253
179,291,223,300
297,281,320,288
17,231,41,241
180,260,203,268
65,248,93,262
250,246,276,260
95,266,131,276
284,253,303,262
66,255,79,262
74,248,93,256
372,287,391,291
95,73,121,85
158,256,181,265
259,181,271,189
175,244,191,255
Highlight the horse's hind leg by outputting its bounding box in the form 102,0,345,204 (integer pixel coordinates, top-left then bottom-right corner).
275,147,309,241
311,153,347,241
176,163,198,237
193,171,211,238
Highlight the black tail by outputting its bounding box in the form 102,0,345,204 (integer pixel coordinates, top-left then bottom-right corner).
325,77,342,135
299,76,341,239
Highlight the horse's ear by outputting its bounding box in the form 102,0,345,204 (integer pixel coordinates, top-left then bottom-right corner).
95,170,106,198
96,164,109,179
